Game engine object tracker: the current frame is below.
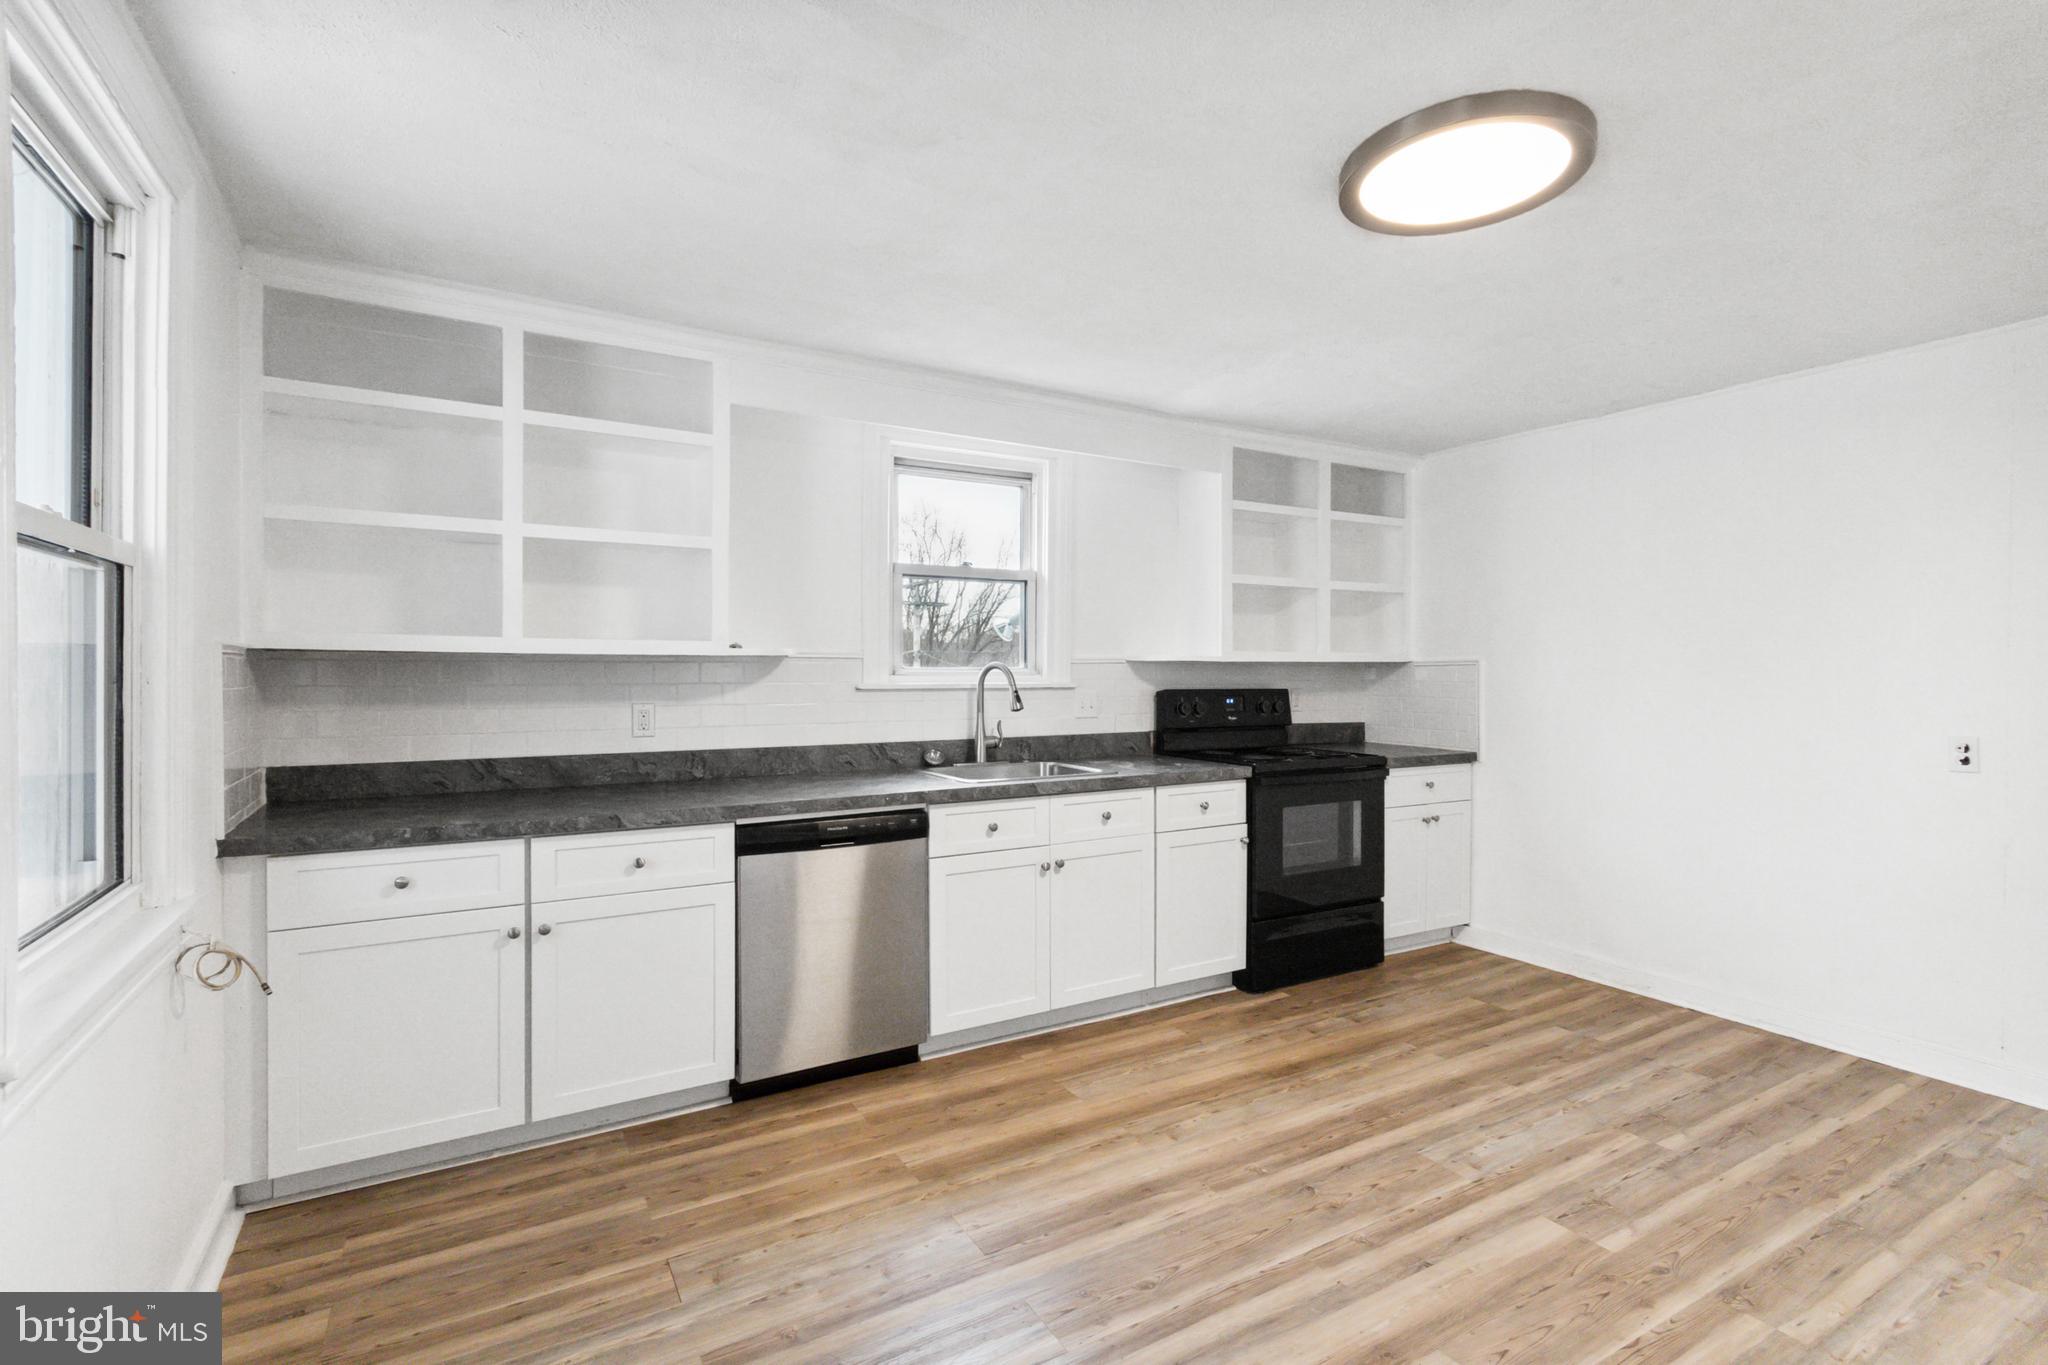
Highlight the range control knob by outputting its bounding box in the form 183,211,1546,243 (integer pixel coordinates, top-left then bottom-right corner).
1191,699,1206,717
1174,699,1194,718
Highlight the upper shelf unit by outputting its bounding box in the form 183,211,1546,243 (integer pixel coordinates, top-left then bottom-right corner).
246,274,750,655
1223,446,1410,660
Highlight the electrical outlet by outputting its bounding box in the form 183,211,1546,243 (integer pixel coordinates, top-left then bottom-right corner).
1074,690,1100,719
1950,736,1979,772
631,703,657,738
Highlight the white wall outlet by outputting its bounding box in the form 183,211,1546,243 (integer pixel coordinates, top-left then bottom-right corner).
1074,690,1100,719
1950,736,1979,772
631,703,657,738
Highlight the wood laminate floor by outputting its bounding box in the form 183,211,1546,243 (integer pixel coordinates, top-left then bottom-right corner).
222,945,2048,1363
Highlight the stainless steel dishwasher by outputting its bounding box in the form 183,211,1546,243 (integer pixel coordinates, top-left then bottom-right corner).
733,809,929,1097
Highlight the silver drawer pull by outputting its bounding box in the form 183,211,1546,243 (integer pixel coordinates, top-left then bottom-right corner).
1425,780,1436,789
506,926,521,940
1240,836,1250,846
1054,858,1066,870
1040,861,1051,872
538,923,552,936
392,875,411,890
987,822,1000,834
1100,810,1113,822
1199,800,1210,812
632,856,647,869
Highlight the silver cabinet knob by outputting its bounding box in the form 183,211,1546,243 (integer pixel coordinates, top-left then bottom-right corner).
392,875,411,890
537,923,552,936
506,926,521,940
632,856,646,869
1425,780,1436,789
1100,810,1113,822
1040,861,1051,872
1240,836,1250,846
1199,800,1210,812
987,822,999,834
1053,858,1066,870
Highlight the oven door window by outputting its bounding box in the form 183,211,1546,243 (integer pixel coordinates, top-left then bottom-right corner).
1282,800,1364,876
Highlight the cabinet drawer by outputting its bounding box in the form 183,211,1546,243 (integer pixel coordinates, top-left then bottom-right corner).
530,825,734,902
928,798,1049,857
1049,787,1156,845
1154,781,1246,832
267,842,526,931
1385,765,1473,808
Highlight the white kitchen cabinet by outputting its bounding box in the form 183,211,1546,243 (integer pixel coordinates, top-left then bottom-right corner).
1422,801,1472,930
267,906,526,1176
929,845,1052,1034
1383,765,1473,939
530,884,735,1120
1155,823,1248,985
1382,806,1431,940
1049,833,1156,1008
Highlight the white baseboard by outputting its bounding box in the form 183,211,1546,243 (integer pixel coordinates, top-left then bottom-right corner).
173,1181,243,1291
1458,925,2048,1111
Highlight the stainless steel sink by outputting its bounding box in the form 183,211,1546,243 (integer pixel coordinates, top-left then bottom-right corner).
929,761,1106,785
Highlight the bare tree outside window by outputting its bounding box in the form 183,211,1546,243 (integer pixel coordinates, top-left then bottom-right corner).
892,462,1035,673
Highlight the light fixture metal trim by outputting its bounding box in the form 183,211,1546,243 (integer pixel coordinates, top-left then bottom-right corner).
1338,89,1597,235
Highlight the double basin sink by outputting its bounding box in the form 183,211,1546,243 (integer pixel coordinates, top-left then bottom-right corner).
928,761,1104,786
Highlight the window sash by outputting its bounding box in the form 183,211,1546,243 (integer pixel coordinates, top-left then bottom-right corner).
14,536,124,947
11,126,101,529
890,456,1041,673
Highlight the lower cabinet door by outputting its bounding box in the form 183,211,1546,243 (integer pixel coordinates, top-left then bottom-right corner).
268,906,526,1177
1383,807,1430,940
929,846,1051,1035
1423,802,1473,930
530,883,736,1121
1154,824,1248,986
1049,833,1156,1008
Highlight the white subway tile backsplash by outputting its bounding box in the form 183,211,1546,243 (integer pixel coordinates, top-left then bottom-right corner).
236,651,1481,772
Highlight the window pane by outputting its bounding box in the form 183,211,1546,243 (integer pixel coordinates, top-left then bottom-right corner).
899,575,1025,670
12,140,93,523
896,469,1024,570
17,538,120,943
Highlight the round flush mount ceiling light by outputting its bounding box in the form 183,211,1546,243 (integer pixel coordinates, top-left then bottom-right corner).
1338,90,1597,235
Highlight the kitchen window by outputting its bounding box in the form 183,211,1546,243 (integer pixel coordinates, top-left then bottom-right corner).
12,119,128,948
866,431,1068,687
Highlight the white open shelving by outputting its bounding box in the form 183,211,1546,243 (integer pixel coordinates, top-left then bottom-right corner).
1223,446,1410,660
245,269,759,655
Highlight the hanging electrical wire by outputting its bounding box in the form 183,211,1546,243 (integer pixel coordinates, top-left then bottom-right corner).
174,938,273,996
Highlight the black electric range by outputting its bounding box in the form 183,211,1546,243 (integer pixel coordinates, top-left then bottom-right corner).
1155,688,1388,992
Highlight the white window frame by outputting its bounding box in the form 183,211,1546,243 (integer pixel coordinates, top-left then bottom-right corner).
862,428,1072,689
1,1,176,1097
10,105,129,947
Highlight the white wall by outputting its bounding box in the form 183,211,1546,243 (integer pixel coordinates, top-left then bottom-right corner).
1417,315,2048,1106
0,0,244,1290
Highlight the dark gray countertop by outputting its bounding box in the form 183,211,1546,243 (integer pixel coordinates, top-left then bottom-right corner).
219,755,1251,858
1352,743,1479,769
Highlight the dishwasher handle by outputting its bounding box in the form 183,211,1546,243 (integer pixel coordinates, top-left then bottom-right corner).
736,809,928,856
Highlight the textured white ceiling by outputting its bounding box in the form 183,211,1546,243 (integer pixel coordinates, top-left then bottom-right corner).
131,0,2048,452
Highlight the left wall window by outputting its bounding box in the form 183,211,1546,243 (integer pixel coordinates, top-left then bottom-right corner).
12,125,125,946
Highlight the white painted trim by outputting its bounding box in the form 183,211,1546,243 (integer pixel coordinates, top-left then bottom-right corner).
1458,925,2048,1110
172,1182,241,1292
0,896,184,1124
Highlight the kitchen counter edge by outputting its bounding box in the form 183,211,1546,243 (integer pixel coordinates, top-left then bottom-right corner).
218,756,1255,859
